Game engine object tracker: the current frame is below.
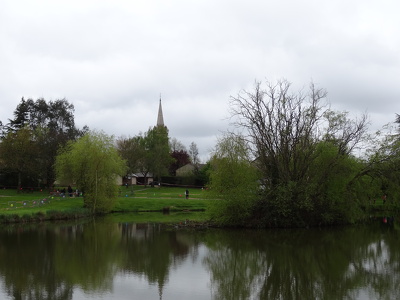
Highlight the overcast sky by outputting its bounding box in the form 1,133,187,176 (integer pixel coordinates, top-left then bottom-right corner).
1,0,399,161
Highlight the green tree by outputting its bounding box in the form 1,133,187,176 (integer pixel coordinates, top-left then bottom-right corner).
208,134,260,226
363,117,400,205
194,160,211,186
56,131,126,214
4,97,86,187
226,79,369,226
117,126,172,185
116,136,146,176
169,137,190,176
144,125,172,182
0,127,39,189
169,149,191,176
116,133,157,185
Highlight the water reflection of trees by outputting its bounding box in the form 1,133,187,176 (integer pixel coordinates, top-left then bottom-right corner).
0,221,201,300
54,220,121,292
118,223,201,298
0,224,74,300
203,224,400,300
0,221,400,299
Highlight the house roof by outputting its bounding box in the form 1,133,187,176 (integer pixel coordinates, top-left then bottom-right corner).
128,172,154,178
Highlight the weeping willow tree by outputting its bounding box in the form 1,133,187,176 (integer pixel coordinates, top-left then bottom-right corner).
56,131,126,214
207,134,261,226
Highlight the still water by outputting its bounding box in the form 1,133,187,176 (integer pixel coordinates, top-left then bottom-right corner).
0,215,398,300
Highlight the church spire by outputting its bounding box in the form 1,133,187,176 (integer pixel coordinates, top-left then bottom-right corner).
157,95,164,127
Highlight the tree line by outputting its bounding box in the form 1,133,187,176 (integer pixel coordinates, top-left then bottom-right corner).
0,98,87,189
0,97,203,213
1,79,399,225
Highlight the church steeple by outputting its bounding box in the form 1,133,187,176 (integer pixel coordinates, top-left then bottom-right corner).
157,96,164,127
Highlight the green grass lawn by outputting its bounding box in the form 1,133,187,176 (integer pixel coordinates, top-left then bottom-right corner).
115,186,211,212
0,186,214,222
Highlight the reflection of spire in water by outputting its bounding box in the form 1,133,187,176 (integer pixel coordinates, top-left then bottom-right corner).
116,222,192,300
159,280,163,300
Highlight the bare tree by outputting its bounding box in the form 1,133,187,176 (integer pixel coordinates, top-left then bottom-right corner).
189,141,200,165
170,137,187,152
229,79,369,207
231,80,324,185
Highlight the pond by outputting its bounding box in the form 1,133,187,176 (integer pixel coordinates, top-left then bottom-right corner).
0,215,398,299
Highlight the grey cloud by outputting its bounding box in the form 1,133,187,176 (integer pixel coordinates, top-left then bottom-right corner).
1,0,400,161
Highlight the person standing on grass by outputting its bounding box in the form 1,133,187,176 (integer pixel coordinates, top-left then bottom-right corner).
68,185,73,197
185,189,189,199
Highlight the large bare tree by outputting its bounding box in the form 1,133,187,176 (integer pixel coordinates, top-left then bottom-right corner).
228,79,369,226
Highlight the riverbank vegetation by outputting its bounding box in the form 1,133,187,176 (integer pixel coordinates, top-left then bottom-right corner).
207,80,400,227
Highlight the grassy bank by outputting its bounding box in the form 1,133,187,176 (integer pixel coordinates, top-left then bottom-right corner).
0,186,213,223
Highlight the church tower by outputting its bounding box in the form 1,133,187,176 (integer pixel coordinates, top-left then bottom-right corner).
157,97,165,127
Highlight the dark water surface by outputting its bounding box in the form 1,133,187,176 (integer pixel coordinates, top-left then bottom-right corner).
0,215,399,300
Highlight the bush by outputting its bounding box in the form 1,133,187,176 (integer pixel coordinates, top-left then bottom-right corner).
22,214,32,222
34,211,46,221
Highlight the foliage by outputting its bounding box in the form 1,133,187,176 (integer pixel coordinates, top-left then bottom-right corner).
363,122,400,205
162,168,209,187
116,135,147,176
169,149,191,176
0,127,39,188
217,79,372,227
1,97,86,187
144,125,172,181
207,134,260,226
193,161,211,186
259,141,366,226
116,126,172,184
56,131,126,214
